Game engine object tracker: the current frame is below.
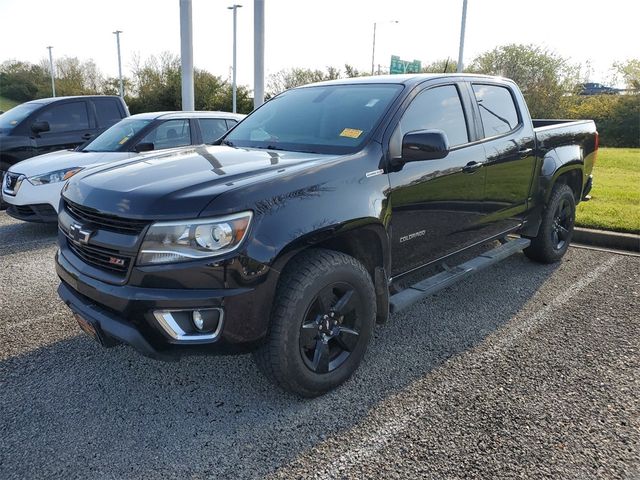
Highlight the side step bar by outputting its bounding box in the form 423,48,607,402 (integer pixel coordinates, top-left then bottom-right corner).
389,237,531,314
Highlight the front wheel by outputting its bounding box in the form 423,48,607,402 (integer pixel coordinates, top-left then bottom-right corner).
524,183,576,264
253,249,376,397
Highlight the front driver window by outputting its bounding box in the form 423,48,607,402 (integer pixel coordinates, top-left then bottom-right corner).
389,85,469,158
138,119,191,150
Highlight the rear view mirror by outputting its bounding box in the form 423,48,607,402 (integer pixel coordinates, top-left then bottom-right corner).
31,121,50,134
401,129,450,162
134,142,154,153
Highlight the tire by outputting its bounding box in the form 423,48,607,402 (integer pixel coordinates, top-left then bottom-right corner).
253,248,376,397
524,183,576,264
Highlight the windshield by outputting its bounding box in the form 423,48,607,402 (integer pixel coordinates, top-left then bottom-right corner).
224,83,403,154
0,102,40,130
83,118,152,152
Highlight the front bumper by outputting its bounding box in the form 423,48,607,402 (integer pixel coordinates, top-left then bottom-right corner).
2,178,62,222
56,247,279,359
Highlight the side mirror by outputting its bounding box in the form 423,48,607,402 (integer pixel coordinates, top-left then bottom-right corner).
401,129,450,162
31,121,50,134
134,142,154,153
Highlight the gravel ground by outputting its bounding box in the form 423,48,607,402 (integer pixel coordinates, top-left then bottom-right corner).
0,212,638,479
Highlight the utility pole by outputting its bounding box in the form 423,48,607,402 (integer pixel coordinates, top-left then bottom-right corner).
253,0,265,108
371,20,398,76
228,4,242,113
113,30,124,97
457,0,468,73
46,46,56,97
180,0,195,111
371,22,377,75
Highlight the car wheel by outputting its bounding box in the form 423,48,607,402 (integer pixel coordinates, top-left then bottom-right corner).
253,248,376,397
524,183,576,264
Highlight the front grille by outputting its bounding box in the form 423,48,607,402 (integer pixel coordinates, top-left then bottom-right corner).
64,200,149,234
66,238,132,274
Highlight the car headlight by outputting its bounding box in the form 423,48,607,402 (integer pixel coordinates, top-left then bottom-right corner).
28,167,83,185
137,211,253,265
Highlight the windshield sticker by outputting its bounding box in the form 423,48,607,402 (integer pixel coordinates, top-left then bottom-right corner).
118,136,129,145
365,99,380,108
340,128,363,139
10,120,17,125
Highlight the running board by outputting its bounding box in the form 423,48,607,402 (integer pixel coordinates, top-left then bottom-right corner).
389,237,531,313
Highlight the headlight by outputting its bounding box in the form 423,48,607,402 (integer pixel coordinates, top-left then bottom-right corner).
29,167,83,185
137,211,253,265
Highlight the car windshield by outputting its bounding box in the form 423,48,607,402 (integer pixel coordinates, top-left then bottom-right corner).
82,118,152,152
0,102,41,130
223,83,403,154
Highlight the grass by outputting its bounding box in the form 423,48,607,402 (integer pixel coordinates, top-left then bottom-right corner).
576,147,640,234
0,95,19,112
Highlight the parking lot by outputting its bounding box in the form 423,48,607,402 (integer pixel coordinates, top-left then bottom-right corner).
0,211,638,479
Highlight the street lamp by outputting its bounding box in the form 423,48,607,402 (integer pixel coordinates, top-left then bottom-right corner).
46,46,56,97
371,20,398,75
113,30,124,97
227,4,242,113
457,0,468,73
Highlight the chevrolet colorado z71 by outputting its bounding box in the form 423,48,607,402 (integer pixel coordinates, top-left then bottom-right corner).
55,74,597,397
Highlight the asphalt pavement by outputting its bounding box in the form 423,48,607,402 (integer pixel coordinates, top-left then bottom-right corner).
0,212,638,479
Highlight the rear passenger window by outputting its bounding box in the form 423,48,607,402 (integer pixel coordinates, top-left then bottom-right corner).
390,85,468,157
199,119,230,144
472,84,519,137
36,101,89,132
93,99,123,128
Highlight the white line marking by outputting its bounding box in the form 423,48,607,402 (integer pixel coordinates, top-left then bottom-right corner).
314,255,622,479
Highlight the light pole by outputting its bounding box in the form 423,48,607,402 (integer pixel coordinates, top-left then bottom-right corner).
457,0,468,73
113,30,124,97
371,20,398,76
253,0,265,109
46,46,56,97
180,0,195,111
228,4,242,113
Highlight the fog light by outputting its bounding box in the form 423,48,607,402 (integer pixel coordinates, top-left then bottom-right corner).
193,311,205,330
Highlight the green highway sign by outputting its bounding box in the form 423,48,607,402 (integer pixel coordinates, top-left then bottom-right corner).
390,55,422,74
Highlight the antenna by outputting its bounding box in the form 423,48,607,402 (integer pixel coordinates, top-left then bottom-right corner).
443,58,450,73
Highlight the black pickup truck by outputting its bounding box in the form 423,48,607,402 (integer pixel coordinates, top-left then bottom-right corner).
55,74,597,397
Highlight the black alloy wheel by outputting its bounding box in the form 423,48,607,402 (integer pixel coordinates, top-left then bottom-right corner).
299,283,363,374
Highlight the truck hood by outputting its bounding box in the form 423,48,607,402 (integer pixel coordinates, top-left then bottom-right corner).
8,150,133,178
62,145,335,219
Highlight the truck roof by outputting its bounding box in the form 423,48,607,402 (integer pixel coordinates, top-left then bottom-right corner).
25,95,123,105
303,73,515,89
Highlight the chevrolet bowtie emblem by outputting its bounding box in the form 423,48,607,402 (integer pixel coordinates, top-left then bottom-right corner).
68,223,93,244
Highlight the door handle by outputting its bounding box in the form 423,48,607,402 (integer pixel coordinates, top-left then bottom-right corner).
462,161,483,173
82,133,93,140
518,148,533,158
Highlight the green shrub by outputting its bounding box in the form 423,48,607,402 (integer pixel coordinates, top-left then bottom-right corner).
560,95,639,147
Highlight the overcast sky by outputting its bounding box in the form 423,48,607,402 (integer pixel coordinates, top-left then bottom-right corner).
0,0,637,88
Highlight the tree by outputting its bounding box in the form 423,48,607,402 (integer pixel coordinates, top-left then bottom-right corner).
469,44,580,118
421,58,458,73
613,59,640,91
267,66,341,97
0,60,50,101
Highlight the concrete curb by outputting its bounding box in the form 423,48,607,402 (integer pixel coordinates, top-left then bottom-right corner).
572,227,640,252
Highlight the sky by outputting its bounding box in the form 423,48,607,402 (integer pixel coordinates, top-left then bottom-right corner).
0,0,638,89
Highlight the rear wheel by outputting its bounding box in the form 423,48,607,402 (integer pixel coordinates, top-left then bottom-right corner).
524,183,576,263
253,249,376,397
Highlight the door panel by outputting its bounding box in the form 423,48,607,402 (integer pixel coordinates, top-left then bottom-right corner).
389,144,487,276
387,84,488,277
471,84,536,236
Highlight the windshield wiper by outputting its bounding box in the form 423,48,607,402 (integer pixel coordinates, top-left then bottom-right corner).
221,139,235,147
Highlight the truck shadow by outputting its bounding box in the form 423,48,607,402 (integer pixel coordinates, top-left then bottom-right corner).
0,254,560,479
